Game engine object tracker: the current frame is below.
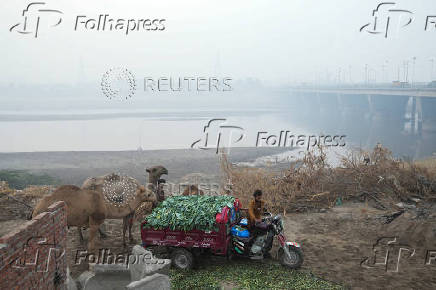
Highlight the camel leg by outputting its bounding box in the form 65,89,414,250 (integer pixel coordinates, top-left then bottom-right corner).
98,226,108,239
78,227,84,243
88,224,98,252
122,216,128,247
128,213,135,243
88,216,103,253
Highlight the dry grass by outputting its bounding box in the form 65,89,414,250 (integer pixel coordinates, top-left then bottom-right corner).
220,145,436,213
414,157,436,176
0,181,12,195
15,185,53,198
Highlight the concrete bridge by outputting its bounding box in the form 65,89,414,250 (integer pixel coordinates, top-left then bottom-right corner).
283,87,436,158
289,87,436,98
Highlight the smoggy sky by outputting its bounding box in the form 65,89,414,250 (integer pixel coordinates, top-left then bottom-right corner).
1,0,436,85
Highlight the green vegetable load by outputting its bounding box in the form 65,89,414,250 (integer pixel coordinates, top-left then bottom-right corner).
144,195,235,232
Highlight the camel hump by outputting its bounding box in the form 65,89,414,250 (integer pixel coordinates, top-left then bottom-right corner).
57,185,81,191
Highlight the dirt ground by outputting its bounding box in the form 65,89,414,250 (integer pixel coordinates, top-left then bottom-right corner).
284,203,436,289
1,198,435,289
66,219,144,279
66,201,436,289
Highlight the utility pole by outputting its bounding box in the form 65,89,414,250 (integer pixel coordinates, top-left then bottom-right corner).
385,60,389,83
397,65,400,82
412,57,416,86
403,60,410,83
365,64,368,85
430,58,435,81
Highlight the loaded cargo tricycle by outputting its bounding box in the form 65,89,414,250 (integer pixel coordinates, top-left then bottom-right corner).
140,197,303,270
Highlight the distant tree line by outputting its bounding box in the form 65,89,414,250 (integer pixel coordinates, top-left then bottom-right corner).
0,170,58,189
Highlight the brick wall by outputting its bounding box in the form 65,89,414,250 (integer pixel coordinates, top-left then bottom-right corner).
0,201,67,290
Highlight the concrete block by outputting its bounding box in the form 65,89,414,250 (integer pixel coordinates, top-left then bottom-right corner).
65,267,78,290
129,246,171,281
126,274,170,290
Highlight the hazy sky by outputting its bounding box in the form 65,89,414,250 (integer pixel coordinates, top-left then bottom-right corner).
1,0,436,85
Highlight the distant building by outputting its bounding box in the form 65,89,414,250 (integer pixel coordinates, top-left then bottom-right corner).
392,81,410,88
428,81,436,88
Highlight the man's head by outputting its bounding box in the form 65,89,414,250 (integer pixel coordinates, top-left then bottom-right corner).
253,189,263,201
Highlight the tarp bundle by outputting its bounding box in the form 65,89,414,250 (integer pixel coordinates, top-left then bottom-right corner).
144,195,235,231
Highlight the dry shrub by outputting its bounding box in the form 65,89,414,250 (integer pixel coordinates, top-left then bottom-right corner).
16,185,53,198
221,144,436,213
0,181,12,194
220,156,292,213
414,158,436,178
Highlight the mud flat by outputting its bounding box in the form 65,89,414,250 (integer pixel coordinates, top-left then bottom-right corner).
0,147,288,186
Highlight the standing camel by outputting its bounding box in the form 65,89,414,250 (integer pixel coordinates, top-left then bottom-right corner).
82,166,167,246
32,185,107,251
133,166,169,224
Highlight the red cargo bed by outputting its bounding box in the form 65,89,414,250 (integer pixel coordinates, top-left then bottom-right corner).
141,222,229,255
140,198,242,257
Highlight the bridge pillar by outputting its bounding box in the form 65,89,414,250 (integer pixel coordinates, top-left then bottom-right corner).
366,94,377,148
415,96,423,136
404,96,423,136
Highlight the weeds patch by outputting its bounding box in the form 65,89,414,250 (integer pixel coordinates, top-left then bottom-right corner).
170,259,343,289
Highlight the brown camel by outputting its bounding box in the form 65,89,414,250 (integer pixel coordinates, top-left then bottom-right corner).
182,184,205,196
32,185,106,251
82,166,167,245
133,166,169,224
146,166,169,202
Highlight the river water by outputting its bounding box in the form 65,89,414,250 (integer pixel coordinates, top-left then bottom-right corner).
0,92,435,160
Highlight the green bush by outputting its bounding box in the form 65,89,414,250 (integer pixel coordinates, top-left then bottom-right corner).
0,170,58,189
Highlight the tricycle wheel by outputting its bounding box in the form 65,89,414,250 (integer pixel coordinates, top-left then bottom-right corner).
171,249,194,270
278,245,303,269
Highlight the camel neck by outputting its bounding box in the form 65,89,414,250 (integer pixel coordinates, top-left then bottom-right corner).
148,177,158,187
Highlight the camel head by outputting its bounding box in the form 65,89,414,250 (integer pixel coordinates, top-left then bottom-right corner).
137,185,157,203
146,165,168,184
